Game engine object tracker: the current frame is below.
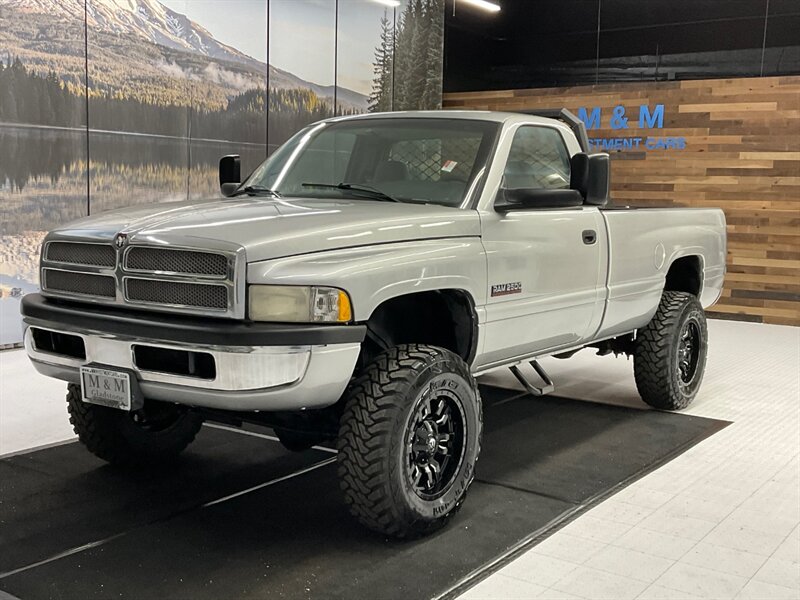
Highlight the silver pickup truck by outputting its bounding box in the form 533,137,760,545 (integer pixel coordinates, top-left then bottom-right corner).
21,110,726,538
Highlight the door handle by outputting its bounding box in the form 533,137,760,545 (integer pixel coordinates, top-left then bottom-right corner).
582,229,597,245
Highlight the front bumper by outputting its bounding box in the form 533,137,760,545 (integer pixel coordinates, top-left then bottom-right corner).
21,294,365,411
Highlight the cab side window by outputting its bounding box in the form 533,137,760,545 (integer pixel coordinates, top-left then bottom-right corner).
503,127,571,190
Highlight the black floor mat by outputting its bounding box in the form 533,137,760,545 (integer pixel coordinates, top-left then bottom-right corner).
0,386,728,600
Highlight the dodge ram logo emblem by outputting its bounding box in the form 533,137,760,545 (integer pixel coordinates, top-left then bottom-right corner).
114,233,128,248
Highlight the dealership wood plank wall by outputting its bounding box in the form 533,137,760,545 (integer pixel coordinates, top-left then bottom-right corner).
443,76,800,326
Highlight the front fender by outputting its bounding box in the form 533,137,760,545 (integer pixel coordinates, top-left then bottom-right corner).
246,238,488,322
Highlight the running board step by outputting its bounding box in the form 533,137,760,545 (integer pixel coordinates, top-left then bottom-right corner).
509,360,555,396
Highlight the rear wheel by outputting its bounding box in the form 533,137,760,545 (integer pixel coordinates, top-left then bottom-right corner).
634,291,708,410
67,383,203,466
337,344,482,538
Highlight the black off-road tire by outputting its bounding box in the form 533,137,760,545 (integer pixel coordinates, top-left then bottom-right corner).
634,291,708,410
67,383,203,466
337,344,482,538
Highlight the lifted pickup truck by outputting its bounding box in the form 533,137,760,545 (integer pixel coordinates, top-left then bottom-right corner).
22,109,726,538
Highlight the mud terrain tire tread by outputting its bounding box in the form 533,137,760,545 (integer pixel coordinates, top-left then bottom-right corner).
67,383,203,466
634,291,708,411
337,344,481,538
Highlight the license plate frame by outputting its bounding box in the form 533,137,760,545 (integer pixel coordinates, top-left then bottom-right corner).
80,366,134,411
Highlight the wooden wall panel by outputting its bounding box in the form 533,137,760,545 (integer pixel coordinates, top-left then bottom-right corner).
444,76,800,326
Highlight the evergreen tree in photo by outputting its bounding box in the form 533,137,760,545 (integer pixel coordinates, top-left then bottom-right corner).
392,0,418,110
421,0,444,110
375,0,444,111
407,0,430,107
0,58,86,127
369,9,394,113
0,71,19,122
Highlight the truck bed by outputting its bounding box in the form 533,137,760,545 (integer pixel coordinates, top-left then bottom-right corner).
595,207,727,339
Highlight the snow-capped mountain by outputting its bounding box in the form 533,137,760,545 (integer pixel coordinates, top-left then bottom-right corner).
8,0,262,68
5,0,368,109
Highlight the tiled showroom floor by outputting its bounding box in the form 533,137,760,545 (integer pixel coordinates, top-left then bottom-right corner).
1,319,798,600
463,320,800,600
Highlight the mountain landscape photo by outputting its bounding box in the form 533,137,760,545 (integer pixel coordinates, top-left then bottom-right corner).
0,0,368,141
9,0,365,106
0,0,445,345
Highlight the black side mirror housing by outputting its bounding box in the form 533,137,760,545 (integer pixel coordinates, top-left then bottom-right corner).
570,152,610,206
495,188,584,211
219,155,241,197
220,182,240,197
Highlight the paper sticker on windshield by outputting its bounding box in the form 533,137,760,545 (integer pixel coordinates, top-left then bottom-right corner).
442,160,458,173
491,282,522,297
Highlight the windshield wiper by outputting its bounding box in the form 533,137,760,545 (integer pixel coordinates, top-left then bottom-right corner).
230,185,282,198
302,182,401,203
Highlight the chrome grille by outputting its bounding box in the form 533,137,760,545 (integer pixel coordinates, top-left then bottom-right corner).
45,242,115,268
41,239,241,317
43,269,116,298
125,278,228,310
125,247,228,277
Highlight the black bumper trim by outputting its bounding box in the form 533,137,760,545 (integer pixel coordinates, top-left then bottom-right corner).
21,294,366,346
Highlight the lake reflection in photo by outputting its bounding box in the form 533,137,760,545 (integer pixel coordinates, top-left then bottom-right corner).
0,124,268,344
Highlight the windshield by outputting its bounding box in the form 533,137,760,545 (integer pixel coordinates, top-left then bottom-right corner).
243,118,499,207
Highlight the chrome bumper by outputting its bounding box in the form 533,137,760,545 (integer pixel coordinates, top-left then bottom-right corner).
24,326,361,412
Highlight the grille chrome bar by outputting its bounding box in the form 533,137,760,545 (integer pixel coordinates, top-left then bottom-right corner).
45,242,116,268
43,269,116,299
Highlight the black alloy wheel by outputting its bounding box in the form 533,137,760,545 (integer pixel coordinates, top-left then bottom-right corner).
405,392,466,500
677,319,702,387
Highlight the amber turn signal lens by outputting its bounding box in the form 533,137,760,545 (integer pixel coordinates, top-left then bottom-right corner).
337,290,352,322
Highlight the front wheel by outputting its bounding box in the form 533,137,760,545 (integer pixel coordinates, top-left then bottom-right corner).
634,291,708,410
67,383,203,466
337,344,482,538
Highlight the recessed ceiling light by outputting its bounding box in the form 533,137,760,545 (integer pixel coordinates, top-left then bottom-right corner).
460,0,501,12
372,0,401,7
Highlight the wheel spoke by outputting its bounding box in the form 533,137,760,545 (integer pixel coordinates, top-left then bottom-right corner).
420,397,432,418
427,459,441,488
434,398,446,416
422,465,433,489
412,465,423,487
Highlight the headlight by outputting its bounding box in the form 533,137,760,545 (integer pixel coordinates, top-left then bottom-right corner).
248,285,352,323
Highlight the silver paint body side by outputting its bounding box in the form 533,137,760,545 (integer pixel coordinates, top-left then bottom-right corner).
26,111,727,411
468,116,726,368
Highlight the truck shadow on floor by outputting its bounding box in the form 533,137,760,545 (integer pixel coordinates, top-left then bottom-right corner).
0,385,728,600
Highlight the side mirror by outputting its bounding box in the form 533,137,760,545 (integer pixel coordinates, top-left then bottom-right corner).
495,188,584,211
570,152,610,206
219,155,241,197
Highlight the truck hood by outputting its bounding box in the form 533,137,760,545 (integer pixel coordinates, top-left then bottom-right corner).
49,197,481,263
